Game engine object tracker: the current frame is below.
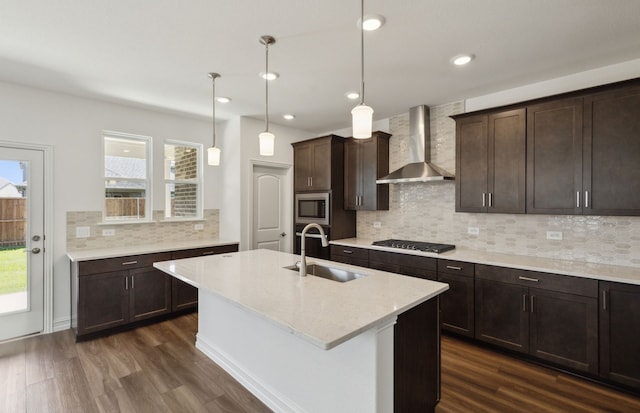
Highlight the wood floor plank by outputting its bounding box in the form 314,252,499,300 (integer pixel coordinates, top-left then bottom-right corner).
161,384,209,413
0,339,26,413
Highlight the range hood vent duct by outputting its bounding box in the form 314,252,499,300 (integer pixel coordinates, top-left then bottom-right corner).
376,105,454,183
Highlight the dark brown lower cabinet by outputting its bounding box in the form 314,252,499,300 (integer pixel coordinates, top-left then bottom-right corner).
78,270,129,335
475,265,598,374
369,250,437,280
599,281,640,389
329,244,369,267
74,244,239,340
437,260,475,337
129,267,172,322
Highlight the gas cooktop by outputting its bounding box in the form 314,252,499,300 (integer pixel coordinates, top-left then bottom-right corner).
372,239,456,254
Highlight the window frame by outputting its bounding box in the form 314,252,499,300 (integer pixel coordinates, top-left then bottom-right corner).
102,130,153,223
163,139,204,220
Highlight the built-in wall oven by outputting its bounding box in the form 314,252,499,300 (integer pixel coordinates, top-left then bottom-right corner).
295,192,330,226
294,192,331,259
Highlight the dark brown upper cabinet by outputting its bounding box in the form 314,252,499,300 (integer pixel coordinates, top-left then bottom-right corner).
455,108,526,213
292,135,344,192
583,85,640,215
526,97,584,214
344,131,391,211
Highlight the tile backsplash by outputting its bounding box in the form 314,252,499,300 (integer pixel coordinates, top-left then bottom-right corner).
67,209,220,250
357,102,640,268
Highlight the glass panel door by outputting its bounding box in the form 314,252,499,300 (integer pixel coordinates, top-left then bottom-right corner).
0,147,44,341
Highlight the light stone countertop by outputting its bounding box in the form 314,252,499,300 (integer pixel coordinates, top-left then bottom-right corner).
331,238,640,286
153,248,449,350
66,239,239,262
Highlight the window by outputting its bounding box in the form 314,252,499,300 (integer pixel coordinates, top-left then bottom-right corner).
103,131,152,222
163,140,203,219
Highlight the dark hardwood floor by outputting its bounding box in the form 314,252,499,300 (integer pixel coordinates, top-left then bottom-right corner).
2,314,639,412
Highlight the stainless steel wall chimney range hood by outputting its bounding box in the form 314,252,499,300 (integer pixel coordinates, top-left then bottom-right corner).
376,105,454,183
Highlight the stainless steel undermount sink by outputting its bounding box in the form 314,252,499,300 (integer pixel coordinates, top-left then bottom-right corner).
283,263,368,283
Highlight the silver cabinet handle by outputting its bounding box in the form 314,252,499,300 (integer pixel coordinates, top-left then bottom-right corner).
125,277,128,290
131,276,135,289
482,193,486,207
530,295,535,313
121,260,138,266
585,191,589,208
602,290,607,310
343,250,354,254
522,294,527,312
446,265,462,271
201,251,215,255
576,191,580,208
518,276,539,282
489,192,493,207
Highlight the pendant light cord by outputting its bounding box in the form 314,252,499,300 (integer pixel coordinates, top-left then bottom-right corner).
360,0,365,106
208,72,220,148
265,41,270,132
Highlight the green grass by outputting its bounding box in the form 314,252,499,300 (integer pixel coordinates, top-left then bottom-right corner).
0,246,27,295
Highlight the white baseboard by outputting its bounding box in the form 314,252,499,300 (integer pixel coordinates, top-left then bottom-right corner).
52,317,71,332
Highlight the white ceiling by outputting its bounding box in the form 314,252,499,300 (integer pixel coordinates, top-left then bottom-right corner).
1,0,639,133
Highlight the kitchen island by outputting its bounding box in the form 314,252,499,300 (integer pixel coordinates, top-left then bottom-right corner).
154,248,448,413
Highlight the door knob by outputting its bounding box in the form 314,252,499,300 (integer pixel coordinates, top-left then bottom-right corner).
280,232,287,237
28,247,41,254
32,235,41,241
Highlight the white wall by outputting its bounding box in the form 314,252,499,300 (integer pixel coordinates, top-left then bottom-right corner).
220,116,314,250
0,80,217,328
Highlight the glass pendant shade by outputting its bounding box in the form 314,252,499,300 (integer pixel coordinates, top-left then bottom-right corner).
259,131,275,156
351,104,374,139
207,146,221,166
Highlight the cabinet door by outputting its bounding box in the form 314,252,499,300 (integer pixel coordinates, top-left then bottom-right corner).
343,139,360,210
438,272,474,337
529,288,598,373
584,85,640,216
310,139,331,190
456,115,488,212
488,109,526,213
129,267,171,322
475,278,529,353
600,281,640,389
293,143,312,191
78,271,129,335
527,98,583,214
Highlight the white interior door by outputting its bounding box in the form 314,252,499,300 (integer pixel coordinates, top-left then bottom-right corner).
252,165,288,252
0,147,44,341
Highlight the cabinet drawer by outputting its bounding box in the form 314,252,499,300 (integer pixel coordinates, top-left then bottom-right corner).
171,244,238,259
369,250,437,272
78,252,172,276
330,245,369,261
438,259,474,277
475,264,598,297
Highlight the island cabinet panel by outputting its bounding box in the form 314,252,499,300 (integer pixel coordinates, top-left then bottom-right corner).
395,297,440,413
583,85,640,216
344,132,391,211
599,281,640,389
292,135,343,192
329,244,369,267
526,97,584,214
170,244,239,311
455,109,526,213
475,264,599,373
369,250,437,280
437,260,475,337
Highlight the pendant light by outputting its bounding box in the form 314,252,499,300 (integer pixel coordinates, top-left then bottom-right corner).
259,35,276,156
352,0,373,139
207,72,221,166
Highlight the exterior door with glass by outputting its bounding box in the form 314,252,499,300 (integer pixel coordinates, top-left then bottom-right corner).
0,146,44,341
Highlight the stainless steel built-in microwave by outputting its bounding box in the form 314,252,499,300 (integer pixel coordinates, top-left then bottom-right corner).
295,192,330,226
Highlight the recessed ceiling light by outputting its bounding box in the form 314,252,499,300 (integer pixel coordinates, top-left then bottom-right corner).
345,91,360,100
283,114,295,120
216,97,231,103
259,72,279,81
451,54,474,66
358,14,386,31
